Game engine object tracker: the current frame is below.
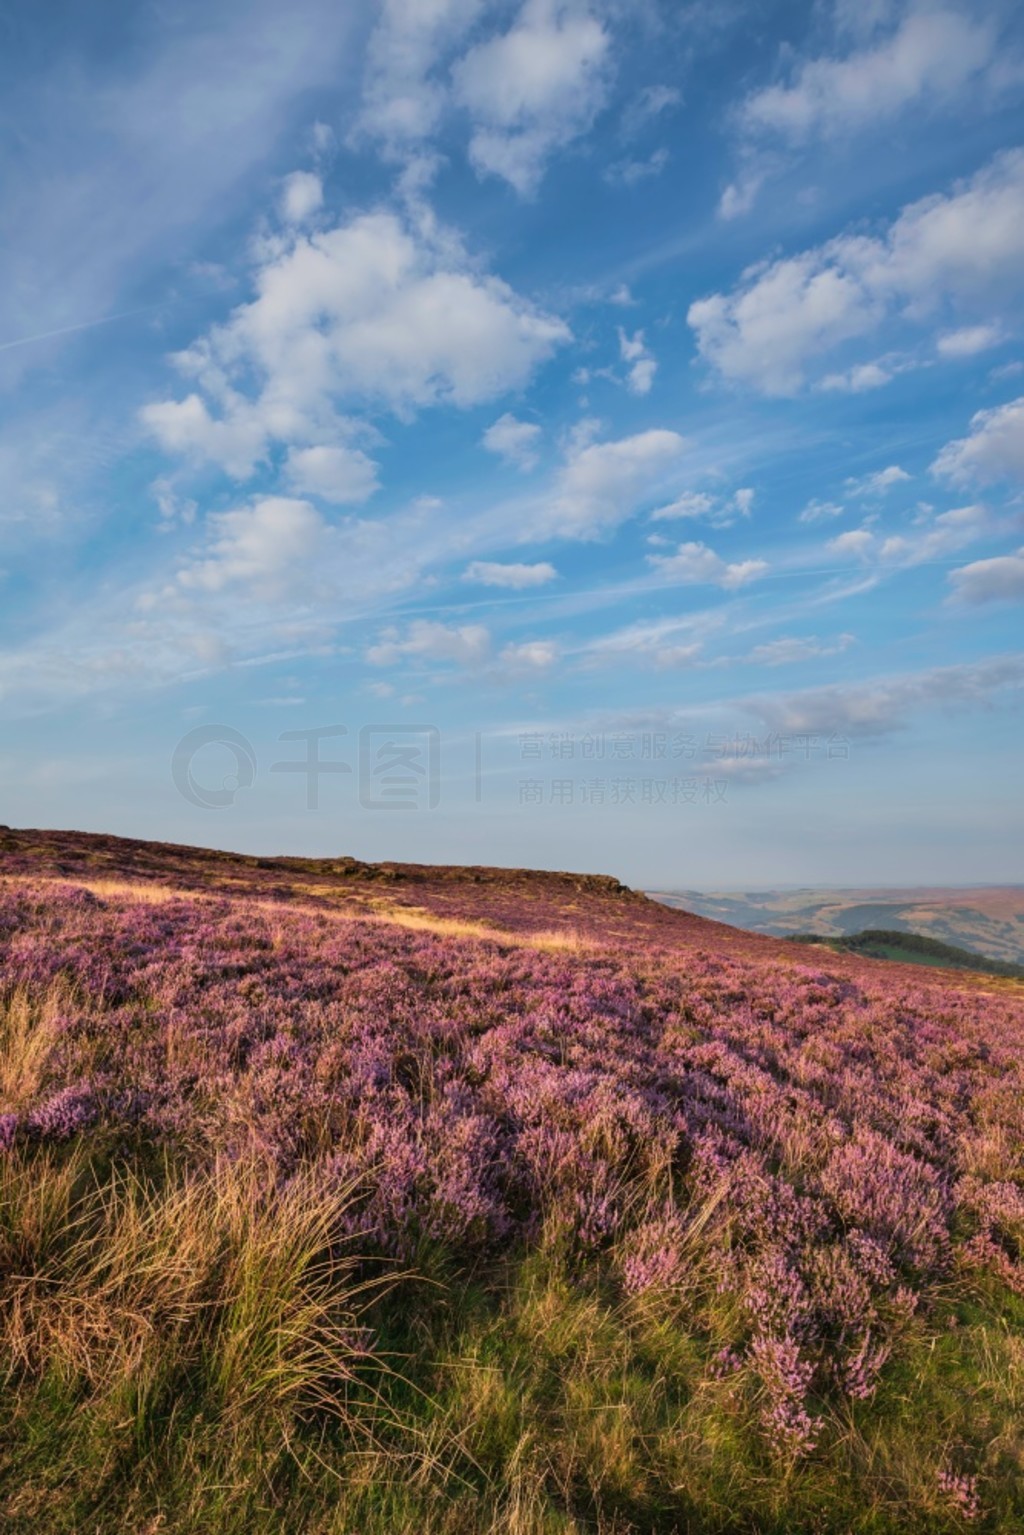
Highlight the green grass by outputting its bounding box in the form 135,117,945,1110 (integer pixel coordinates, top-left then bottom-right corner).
787,930,1024,979
1,1146,1022,1533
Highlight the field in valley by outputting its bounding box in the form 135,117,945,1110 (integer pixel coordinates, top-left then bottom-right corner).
1,827,1023,1533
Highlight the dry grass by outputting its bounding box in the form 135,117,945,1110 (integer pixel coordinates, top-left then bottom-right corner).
0,875,196,906
285,888,594,955
0,982,75,1107
0,1149,390,1440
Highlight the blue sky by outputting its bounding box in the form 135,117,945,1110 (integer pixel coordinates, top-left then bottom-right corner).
1,0,1023,887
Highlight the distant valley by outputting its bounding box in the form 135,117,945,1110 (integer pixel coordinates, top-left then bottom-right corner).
649,885,1024,967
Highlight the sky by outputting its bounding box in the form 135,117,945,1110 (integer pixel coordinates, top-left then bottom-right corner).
1,0,1022,889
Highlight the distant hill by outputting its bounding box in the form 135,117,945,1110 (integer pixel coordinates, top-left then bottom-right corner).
649,885,1024,967
785,927,1024,979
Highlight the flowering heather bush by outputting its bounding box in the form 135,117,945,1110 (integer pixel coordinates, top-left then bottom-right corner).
0,829,1023,1531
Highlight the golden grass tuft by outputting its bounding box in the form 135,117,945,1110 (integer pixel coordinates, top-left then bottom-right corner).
0,1148,390,1449
0,982,75,1108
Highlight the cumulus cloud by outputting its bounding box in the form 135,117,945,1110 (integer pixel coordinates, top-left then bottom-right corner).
354,0,488,153
617,327,657,394
718,166,770,221
284,443,380,503
482,412,542,469
453,0,611,195
799,499,844,524
937,324,1004,358
367,618,491,667
143,205,570,478
948,548,1024,605
650,486,754,529
499,638,559,670
819,360,895,393
547,427,688,538
280,170,323,224
176,496,327,598
739,9,999,144
829,504,991,567
689,149,1024,394
650,491,716,522
140,394,268,480
932,396,1024,486
829,528,877,560
464,559,557,587
649,540,768,590
845,464,911,498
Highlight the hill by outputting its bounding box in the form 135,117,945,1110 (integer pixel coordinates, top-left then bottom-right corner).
650,884,1024,967
786,928,1024,978
1,826,1023,1533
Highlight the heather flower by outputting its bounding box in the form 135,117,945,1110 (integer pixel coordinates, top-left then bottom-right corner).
709,1346,743,1379
0,848,1022,1436
749,1331,818,1458
620,1206,687,1295
937,1468,981,1522
27,1086,98,1141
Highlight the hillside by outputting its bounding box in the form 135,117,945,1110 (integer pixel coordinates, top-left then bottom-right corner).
1,827,1023,1533
786,928,1024,978
651,885,1024,967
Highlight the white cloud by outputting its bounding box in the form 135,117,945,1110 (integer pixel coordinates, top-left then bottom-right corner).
650,491,717,522
932,396,1024,486
948,548,1024,604
654,642,703,669
367,618,491,667
689,149,1024,394
581,614,706,671
152,477,196,527
354,0,488,153
937,324,1004,358
500,638,558,670
548,427,688,538
799,498,844,524
829,528,875,560
618,327,657,394
650,486,753,527
819,360,894,393
453,0,611,195
482,412,543,469
739,9,999,144
280,170,323,225
746,634,855,666
176,496,327,598
718,166,769,221
143,206,570,478
621,83,681,136
743,655,1024,740
829,504,991,567
845,464,911,498
649,540,768,590
0,0,364,400
464,559,557,588
605,147,670,187
283,443,380,504
141,393,269,479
